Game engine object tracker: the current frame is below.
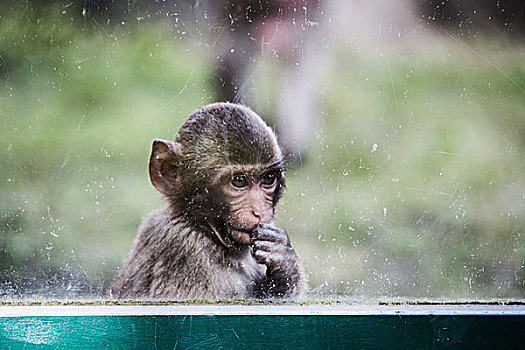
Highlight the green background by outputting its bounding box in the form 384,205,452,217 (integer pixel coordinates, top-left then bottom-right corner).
0,1,524,299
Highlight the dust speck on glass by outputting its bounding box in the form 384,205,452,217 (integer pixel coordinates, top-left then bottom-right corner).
1,0,523,300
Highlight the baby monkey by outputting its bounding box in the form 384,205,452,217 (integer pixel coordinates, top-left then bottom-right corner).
110,102,304,299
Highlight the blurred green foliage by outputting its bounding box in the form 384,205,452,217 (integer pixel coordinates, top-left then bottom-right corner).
285,42,525,298
1,1,524,299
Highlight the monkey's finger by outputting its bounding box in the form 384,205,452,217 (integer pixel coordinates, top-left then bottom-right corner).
253,226,289,244
253,250,275,266
258,223,284,234
252,240,275,252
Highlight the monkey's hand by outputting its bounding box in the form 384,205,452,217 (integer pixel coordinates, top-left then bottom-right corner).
251,224,304,298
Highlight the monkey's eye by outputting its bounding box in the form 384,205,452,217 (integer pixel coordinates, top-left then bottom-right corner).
231,174,248,188
261,172,277,186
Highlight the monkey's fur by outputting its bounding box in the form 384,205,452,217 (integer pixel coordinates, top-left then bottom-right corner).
110,103,304,299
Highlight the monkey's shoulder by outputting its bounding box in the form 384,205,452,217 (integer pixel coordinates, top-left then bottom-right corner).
136,207,191,243
138,207,172,234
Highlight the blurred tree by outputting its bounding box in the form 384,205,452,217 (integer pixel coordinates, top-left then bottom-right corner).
415,0,525,35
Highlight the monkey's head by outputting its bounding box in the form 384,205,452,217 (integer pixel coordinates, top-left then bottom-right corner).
149,102,285,248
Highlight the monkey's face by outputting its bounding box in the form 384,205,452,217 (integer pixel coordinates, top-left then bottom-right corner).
218,166,283,246
149,103,286,249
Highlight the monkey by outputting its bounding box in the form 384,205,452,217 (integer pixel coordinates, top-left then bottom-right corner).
109,102,305,299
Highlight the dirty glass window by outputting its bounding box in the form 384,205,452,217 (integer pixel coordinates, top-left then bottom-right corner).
1,0,523,300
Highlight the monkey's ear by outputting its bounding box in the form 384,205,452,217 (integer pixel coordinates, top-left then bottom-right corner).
149,139,182,196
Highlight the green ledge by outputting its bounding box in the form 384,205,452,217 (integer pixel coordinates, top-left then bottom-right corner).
1,301,524,349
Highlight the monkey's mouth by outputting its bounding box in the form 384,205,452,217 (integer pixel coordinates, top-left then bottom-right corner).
229,226,254,246
208,221,253,248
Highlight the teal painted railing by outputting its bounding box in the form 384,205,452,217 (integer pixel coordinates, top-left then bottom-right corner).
1,303,524,349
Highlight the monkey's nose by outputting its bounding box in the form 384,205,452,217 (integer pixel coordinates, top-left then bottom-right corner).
250,210,262,226
249,188,265,223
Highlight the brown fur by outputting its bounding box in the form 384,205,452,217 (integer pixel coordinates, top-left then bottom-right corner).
110,103,304,299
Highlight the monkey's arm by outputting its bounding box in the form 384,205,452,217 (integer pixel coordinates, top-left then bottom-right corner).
251,224,305,298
